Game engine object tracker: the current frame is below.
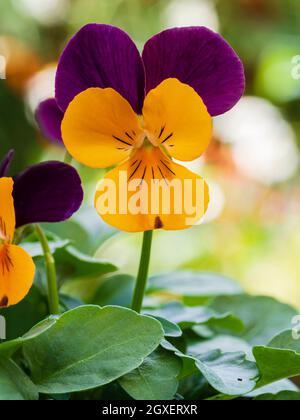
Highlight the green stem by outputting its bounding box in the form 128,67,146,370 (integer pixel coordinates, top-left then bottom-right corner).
131,230,153,313
64,151,73,165
35,224,60,315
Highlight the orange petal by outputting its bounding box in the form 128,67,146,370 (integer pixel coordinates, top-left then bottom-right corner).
61,87,143,168
143,78,212,161
0,244,35,307
94,147,209,232
0,177,15,243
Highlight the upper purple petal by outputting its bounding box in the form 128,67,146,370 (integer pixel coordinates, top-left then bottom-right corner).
13,161,83,228
142,27,245,116
55,24,145,114
0,150,14,178
36,98,64,144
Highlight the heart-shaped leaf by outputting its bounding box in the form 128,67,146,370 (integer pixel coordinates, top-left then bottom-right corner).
24,305,164,393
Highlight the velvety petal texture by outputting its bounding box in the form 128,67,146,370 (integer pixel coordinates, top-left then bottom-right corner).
55,24,145,114
36,98,64,143
62,88,143,168
0,150,14,178
142,27,245,116
143,79,212,161
13,161,83,227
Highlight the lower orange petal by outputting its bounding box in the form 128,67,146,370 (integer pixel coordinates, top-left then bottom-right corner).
0,244,35,307
94,147,209,232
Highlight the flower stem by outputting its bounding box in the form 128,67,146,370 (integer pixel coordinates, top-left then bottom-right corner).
64,151,73,165
35,224,60,315
131,230,153,313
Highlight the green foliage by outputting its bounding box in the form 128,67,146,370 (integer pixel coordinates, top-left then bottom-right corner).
148,272,242,305
211,295,297,345
253,330,300,387
92,274,135,307
194,350,258,396
1,233,299,400
0,360,38,401
255,391,300,401
119,348,181,400
23,306,163,394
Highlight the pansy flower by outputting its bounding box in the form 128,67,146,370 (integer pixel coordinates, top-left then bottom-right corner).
37,24,244,232
0,150,83,307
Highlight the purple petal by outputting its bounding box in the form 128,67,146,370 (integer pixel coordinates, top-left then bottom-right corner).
0,150,14,177
142,27,245,116
55,24,145,114
13,161,83,228
36,98,64,144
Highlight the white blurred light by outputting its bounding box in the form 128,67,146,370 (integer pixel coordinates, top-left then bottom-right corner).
201,181,225,224
164,0,219,32
25,64,56,112
0,38,10,62
174,156,205,174
13,0,70,26
0,55,6,79
214,97,300,185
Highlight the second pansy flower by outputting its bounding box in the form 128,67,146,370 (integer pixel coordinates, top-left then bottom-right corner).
0,150,83,307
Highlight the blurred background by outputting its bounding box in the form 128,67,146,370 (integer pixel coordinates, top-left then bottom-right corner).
1,0,300,308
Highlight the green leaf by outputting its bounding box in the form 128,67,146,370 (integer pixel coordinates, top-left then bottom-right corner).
194,351,259,396
119,348,181,400
211,295,297,345
161,340,198,379
253,330,300,387
24,305,164,393
255,391,300,401
0,359,38,400
44,208,117,254
55,246,117,281
43,220,95,254
246,379,298,399
0,317,58,359
148,316,182,338
269,329,300,351
188,335,253,360
148,272,242,304
92,274,135,307
162,341,258,396
147,302,244,333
